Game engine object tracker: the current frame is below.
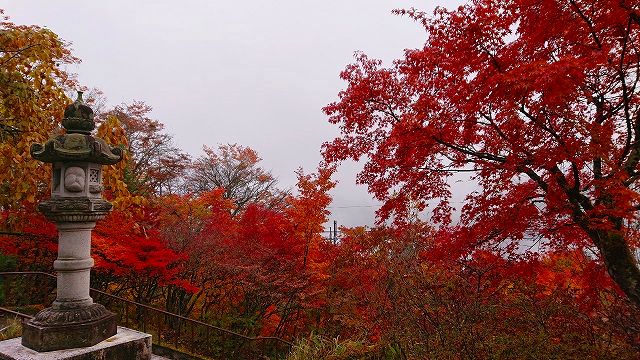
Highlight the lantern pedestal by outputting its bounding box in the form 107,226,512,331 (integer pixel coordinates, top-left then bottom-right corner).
21,200,117,352
20,308,117,353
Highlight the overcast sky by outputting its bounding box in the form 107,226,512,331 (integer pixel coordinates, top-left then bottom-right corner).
1,0,463,228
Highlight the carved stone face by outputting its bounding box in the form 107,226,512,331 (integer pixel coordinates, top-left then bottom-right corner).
64,167,85,192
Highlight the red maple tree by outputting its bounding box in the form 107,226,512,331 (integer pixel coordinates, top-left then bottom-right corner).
323,0,640,305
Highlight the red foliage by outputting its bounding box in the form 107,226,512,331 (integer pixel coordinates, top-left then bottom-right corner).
321,223,639,357
0,207,57,270
323,0,640,305
93,206,189,292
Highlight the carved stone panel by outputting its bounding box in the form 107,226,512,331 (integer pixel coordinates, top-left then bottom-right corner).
64,166,86,192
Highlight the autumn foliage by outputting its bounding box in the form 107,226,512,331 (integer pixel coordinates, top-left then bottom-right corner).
0,11,77,209
1,2,640,359
323,0,640,307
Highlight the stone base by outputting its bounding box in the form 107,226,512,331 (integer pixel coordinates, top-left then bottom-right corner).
0,327,151,360
21,305,117,352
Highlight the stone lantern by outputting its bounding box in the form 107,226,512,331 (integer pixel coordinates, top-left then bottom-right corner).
23,91,123,351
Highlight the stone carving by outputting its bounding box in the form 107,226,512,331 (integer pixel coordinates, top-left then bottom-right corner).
64,166,85,192
23,91,121,352
30,304,113,326
89,168,100,183
30,92,123,165
38,188,113,223
61,92,96,134
30,134,123,165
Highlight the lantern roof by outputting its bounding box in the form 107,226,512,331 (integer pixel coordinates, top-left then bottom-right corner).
30,91,123,164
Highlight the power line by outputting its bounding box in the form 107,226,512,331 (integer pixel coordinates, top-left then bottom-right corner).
328,200,469,209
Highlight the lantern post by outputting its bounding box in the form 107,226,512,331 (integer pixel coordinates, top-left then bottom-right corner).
23,91,122,351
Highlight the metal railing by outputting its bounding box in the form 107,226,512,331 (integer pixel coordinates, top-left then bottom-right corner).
0,306,32,320
0,271,292,358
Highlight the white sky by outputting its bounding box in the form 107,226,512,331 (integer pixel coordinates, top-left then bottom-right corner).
1,0,463,228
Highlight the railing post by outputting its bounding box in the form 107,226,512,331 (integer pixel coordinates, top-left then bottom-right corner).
190,321,194,344
174,322,180,349
142,307,146,333
205,325,210,351
124,302,128,328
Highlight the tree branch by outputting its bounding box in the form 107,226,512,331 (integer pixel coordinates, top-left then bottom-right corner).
0,44,40,67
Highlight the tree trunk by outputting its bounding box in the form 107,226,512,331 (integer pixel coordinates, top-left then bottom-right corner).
589,229,640,306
